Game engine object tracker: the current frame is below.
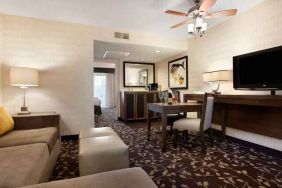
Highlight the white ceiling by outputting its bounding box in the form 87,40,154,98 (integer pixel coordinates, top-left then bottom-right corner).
0,0,264,39
94,40,186,62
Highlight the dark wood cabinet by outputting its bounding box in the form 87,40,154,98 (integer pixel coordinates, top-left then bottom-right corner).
136,93,145,119
125,93,135,120
120,91,159,122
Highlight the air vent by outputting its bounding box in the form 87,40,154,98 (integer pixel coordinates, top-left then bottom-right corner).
114,32,129,40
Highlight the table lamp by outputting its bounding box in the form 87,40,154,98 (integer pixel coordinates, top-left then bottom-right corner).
10,67,39,115
203,70,231,94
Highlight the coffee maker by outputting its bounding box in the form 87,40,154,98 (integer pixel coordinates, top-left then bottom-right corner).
148,83,158,91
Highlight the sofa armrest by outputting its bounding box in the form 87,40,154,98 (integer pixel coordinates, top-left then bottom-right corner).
12,113,60,137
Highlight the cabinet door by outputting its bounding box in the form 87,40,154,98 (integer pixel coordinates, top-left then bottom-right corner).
136,93,145,119
147,93,155,103
146,93,158,118
125,93,135,120
155,92,161,103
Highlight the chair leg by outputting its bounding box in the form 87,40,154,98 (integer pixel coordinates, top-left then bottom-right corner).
209,128,214,147
173,129,178,148
169,125,173,136
200,132,206,152
183,130,189,141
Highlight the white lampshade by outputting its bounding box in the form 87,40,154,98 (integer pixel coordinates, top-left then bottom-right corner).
10,67,39,87
203,70,232,83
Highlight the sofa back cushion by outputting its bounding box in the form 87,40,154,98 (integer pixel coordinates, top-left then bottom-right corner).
0,106,14,136
0,127,58,152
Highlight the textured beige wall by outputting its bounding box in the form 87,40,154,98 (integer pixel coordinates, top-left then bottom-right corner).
156,0,282,151
187,0,282,95
1,14,187,135
1,15,95,135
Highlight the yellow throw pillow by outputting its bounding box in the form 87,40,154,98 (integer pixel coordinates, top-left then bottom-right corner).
0,106,14,135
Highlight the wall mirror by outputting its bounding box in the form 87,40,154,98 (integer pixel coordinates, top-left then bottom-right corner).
123,62,155,87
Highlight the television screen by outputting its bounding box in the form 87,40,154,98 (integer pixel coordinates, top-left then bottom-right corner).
233,46,282,90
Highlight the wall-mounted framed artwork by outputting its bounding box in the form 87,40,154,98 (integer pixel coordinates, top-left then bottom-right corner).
168,56,188,89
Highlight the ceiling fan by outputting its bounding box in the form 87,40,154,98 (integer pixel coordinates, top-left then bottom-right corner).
165,0,237,36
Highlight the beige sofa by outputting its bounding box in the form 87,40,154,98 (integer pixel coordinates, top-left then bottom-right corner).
0,122,60,188
0,122,157,188
20,167,157,188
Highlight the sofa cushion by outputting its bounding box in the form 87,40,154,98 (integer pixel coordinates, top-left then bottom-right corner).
0,127,58,152
20,167,157,188
0,143,49,188
0,106,14,136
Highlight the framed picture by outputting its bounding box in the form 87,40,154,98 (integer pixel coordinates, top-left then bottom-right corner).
168,56,188,89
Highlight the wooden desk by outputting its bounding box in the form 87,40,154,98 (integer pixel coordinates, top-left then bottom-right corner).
147,102,202,151
183,94,282,139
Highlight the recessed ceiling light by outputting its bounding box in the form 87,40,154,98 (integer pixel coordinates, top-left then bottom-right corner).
154,50,161,53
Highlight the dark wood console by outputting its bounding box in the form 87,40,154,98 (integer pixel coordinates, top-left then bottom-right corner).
183,94,282,139
120,90,181,122
120,91,160,122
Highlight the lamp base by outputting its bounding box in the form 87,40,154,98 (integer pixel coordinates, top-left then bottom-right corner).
18,106,31,115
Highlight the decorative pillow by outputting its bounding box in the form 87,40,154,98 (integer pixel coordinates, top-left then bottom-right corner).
0,106,14,135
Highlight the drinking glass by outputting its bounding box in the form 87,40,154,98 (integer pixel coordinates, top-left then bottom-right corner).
158,91,164,103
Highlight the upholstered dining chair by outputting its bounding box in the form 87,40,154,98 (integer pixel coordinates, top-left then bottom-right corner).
162,90,185,135
173,93,215,151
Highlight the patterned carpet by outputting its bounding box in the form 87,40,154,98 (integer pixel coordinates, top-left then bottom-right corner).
51,108,282,188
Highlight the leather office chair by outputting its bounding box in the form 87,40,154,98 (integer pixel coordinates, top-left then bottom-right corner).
173,93,215,151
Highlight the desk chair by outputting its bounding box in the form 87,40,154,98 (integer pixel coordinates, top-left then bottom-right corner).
161,90,185,135
173,93,214,151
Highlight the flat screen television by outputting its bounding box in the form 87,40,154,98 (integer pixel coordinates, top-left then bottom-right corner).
233,46,282,95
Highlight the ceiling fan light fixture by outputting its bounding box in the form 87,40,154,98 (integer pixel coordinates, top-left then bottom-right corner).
188,23,195,34
195,17,203,29
187,17,207,36
166,0,238,37
202,22,208,31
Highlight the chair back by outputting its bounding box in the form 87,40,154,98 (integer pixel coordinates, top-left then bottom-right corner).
200,93,215,132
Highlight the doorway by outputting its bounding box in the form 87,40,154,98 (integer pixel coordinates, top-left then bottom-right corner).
93,63,116,109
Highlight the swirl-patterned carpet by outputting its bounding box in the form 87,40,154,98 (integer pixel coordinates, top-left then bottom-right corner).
51,108,282,188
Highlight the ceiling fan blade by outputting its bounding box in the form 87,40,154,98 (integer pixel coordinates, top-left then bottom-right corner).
165,10,188,17
170,19,192,29
207,9,238,18
199,0,217,12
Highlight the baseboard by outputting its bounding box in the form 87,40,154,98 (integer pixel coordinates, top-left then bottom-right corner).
61,135,79,141
212,129,282,157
